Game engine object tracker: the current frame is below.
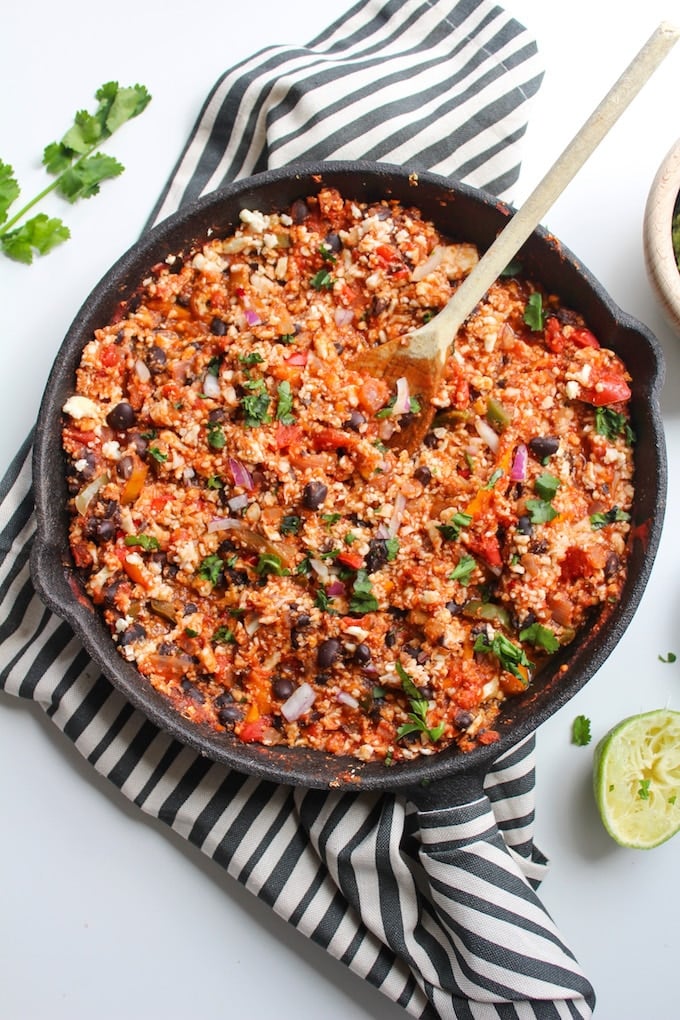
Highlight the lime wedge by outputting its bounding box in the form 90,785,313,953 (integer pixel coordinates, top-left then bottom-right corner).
593,709,680,849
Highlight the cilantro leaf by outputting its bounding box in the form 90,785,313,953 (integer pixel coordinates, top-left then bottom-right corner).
1,81,151,263
124,533,160,552
0,161,20,225
212,626,235,644
310,268,333,290
519,622,560,654
395,662,445,744
255,552,289,577
571,714,592,746
197,554,224,586
437,511,472,541
525,498,558,524
280,514,302,535
349,569,379,614
449,553,476,585
590,507,630,530
474,631,532,683
0,214,70,263
659,651,677,664
55,153,124,203
595,406,635,444
275,380,295,425
534,472,560,500
524,291,545,331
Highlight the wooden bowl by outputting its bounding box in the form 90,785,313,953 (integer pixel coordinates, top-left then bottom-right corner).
644,138,680,333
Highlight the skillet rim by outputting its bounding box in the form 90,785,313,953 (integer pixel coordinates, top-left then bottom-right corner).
30,160,668,792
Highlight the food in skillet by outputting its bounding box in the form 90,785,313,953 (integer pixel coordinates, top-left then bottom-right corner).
62,187,635,762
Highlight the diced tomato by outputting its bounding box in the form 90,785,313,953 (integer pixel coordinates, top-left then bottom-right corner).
543,317,565,353
466,532,503,570
560,546,592,581
239,715,272,744
477,729,500,745
100,344,122,368
375,244,399,263
284,350,308,367
336,550,364,571
275,422,303,450
571,327,600,349
585,369,632,406
313,427,358,452
357,377,391,414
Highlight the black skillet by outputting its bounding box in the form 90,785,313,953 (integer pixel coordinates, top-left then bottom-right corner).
30,162,667,809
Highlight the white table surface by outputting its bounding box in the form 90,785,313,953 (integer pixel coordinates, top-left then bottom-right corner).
2,2,680,1017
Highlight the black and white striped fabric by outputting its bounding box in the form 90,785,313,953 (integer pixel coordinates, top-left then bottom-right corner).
1,2,597,1016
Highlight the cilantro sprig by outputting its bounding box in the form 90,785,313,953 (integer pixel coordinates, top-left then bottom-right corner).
0,82,151,264
395,662,445,744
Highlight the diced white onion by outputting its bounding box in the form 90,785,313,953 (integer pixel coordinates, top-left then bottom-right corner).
310,557,331,584
134,359,151,383
410,245,443,282
207,516,240,533
388,492,407,537
202,371,221,398
334,307,354,327
227,493,249,512
281,682,316,722
393,376,411,415
337,691,359,709
474,417,500,453
74,472,109,515
243,613,260,636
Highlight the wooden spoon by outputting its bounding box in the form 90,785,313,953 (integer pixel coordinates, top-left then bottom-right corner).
355,21,678,454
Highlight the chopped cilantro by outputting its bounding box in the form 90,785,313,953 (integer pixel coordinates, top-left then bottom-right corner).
206,422,226,449
523,291,545,331
206,475,223,490
437,511,473,541
196,554,224,586
590,507,630,530
148,446,168,463
485,468,504,490
124,534,160,552
385,536,400,562
349,570,379,614
659,652,677,663
206,356,221,377
184,627,200,638
534,472,560,500
213,626,236,644
321,512,342,527
280,514,302,536
525,498,558,524
255,552,289,577
239,351,264,367
449,553,476,585
595,406,635,444
473,631,532,683
275,380,295,425
310,268,333,290
519,622,560,654
395,662,445,744
241,390,271,428
571,714,592,746
314,588,335,612
318,243,337,263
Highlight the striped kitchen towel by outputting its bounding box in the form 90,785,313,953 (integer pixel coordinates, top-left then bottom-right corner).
0,1,597,1016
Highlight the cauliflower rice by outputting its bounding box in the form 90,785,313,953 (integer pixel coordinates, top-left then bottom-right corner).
62,187,635,762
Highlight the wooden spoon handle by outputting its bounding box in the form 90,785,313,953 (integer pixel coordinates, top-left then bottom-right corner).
431,21,679,353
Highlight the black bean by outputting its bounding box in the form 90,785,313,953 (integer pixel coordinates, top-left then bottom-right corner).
324,231,342,252
218,704,243,725
317,637,341,669
517,515,533,536
368,295,388,318
419,683,435,700
106,401,136,431
445,600,462,616
118,622,146,646
454,709,474,729
116,455,133,480
290,198,309,223
604,551,621,578
423,431,439,449
181,678,205,703
210,316,227,336
353,643,372,665
302,480,328,510
101,577,124,608
528,436,560,461
208,408,225,423
183,602,198,616
413,465,432,486
365,538,388,574
129,433,148,457
296,613,311,629
272,676,295,700
86,518,115,544
146,345,167,373
343,410,366,432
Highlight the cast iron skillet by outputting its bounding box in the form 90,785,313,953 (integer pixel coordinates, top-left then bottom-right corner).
31,162,667,808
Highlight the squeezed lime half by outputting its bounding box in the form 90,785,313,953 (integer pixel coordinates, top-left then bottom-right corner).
593,709,680,849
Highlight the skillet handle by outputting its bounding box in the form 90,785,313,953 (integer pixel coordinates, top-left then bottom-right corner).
402,751,595,1013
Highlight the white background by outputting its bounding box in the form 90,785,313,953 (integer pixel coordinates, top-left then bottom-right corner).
2,1,680,1018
